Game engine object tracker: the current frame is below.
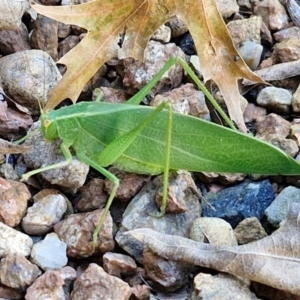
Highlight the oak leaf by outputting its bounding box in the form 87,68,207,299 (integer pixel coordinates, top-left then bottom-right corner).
32,0,265,132
127,203,300,296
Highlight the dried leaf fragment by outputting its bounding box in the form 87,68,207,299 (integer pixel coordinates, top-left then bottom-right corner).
127,203,300,296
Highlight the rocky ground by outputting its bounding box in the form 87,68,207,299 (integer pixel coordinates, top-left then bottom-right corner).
1,0,300,299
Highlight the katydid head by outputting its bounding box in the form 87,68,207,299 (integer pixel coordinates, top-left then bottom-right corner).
40,110,58,141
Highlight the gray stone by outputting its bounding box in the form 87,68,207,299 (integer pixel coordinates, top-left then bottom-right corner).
202,180,274,227
25,266,77,300
30,233,67,270
0,222,32,258
22,194,67,235
152,24,171,43
71,264,131,300
0,254,41,289
257,87,292,114
0,50,62,114
227,16,262,45
265,186,300,227
0,0,30,30
190,273,259,300
23,122,89,193
234,217,267,244
237,41,263,70
190,217,237,246
292,83,300,113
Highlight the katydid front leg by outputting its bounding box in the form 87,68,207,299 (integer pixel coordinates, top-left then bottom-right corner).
89,102,172,246
22,142,72,180
75,153,119,249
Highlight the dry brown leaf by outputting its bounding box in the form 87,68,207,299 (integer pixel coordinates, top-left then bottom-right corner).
127,203,300,296
0,138,30,154
31,0,266,132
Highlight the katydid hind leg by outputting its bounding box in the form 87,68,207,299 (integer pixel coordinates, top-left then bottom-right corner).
150,102,172,217
97,101,170,167
76,152,119,248
22,142,72,180
98,101,172,217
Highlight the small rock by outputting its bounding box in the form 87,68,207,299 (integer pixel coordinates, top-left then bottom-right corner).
243,103,266,123
0,179,30,227
291,123,300,146
116,171,201,262
255,113,291,138
274,38,300,63
0,101,33,140
121,41,185,95
130,284,150,300
22,194,67,235
57,22,71,39
189,55,202,77
126,267,146,287
0,283,23,299
265,186,300,227
234,217,267,244
253,0,289,31
167,17,188,38
58,35,81,59
93,86,129,103
197,172,245,185
256,87,292,114
0,163,19,180
292,84,300,113
0,222,32,258
23,122,89,192
71,263,131,300
237,0,251,9
143,248,191,292
33,189,73,215
150,83,210,120
202,180,274,227
0,0,30,30
30,233,68,270
77,178,108,212
259,134,298,157
151,24,171,43
0,23,30,55
237,41,263,70
25,266,77,300
274,27,300,42
190,273,259,300
103,252,137,277
30,14,59,60
227,16,262,45
189,217,237,246
0,50,62,114
104,167,150,201
179,33,195,55
54,209,115,257
0,254,41,289
217,0,239,18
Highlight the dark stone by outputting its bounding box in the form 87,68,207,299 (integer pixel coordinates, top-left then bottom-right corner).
202,180,274,227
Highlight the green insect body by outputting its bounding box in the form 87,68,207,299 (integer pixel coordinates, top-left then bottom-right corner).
22,57,300,248
41,101,300,176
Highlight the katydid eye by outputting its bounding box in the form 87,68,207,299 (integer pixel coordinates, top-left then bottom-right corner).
44,120,52,128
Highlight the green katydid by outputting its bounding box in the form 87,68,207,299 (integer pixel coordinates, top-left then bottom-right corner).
22,57,300,247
